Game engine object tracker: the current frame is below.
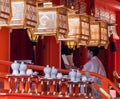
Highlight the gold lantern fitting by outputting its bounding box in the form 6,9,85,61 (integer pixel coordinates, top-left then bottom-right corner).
27,28,39,43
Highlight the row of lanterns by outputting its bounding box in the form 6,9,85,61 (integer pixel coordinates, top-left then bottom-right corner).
0,0,109,48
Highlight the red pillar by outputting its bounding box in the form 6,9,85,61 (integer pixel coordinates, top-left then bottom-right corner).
115,11,120,75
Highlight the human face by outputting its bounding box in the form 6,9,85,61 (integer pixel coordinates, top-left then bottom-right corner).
87,50,92,59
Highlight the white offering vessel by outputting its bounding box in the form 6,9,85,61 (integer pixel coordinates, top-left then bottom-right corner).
11,61,20,75
57,73,63,79
81,75,87,82
44,65,51,79
69,69,76,82
76,70,81,82
51,66,57,79
26,69,33,75
19,62,27,75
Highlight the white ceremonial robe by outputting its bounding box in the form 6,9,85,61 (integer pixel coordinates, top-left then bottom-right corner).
83,56,107,99
84,56,106,83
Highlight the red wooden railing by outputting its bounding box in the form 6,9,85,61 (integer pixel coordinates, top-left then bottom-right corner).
0,60,119,99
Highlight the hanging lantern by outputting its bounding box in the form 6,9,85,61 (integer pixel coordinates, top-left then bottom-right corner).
0,0,38,29
77,14,90,46
32,3,69,41
66,41,76,49
59,13,79,43
88,20,108,48
100,21,109,48
87,21,100,46
67,14,90,46
0,0,11,25
59,14,90,47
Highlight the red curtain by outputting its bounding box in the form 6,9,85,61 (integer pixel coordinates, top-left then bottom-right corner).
10,29,34,62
